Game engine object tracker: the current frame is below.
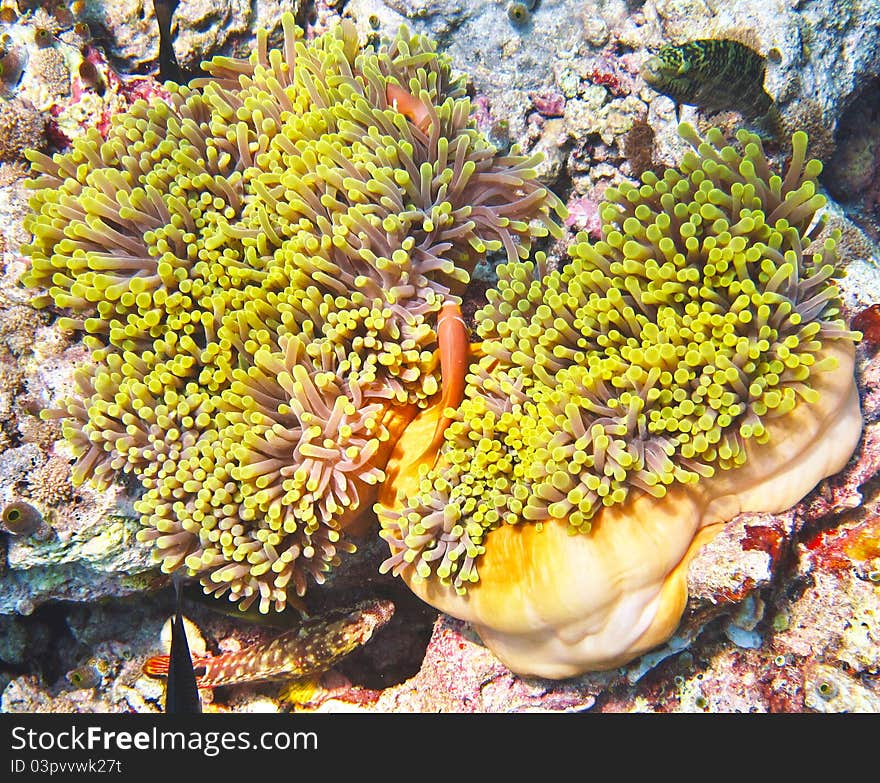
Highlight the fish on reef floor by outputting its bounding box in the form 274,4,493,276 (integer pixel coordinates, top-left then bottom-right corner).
640,38,782,138
143,599,395,690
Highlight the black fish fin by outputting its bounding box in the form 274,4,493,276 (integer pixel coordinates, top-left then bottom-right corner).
165,574,201,714
675,103,682,124
155,0,190,84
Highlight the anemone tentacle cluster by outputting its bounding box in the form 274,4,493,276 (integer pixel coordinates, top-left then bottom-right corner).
378,124,862,676
21,15,563,612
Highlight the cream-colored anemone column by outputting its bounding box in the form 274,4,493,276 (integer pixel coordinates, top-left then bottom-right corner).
379,340,861,678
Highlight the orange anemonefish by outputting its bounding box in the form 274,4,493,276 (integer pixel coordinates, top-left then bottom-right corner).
386,83,433,134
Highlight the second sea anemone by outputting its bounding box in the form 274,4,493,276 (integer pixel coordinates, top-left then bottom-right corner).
377,124,863,677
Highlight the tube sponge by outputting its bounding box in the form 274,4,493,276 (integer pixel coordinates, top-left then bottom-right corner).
21,16,563,613
377,124,863,676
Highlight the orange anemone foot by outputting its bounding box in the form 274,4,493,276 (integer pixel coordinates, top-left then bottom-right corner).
378,341,862,678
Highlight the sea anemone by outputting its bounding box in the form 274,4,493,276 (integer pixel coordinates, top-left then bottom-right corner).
20,15,562,612
377,124,863,677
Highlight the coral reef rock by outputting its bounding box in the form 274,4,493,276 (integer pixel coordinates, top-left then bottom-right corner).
2,0,880,713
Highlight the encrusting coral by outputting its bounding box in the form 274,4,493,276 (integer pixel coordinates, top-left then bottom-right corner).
26,455,74,507
0,97,45,162
377,124,864,677
19,14,562,613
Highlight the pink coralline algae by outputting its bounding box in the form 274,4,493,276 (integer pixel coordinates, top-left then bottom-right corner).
370,616,602,712
564,192,603,238
530,91,566,117
801,513,880,577
73,47,169,140
583,50,640,97
853,304,880,345
801,422,880,523
471,93,494,136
